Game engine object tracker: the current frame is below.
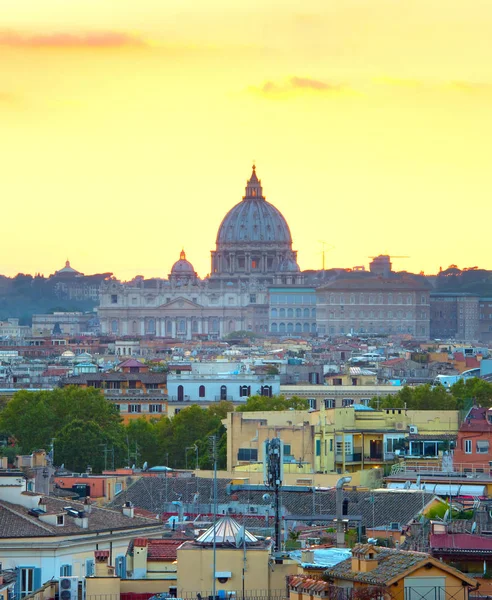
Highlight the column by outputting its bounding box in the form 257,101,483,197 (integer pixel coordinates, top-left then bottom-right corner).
171,319,176,338
140,319,145,336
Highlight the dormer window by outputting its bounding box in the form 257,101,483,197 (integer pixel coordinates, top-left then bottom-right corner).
57,515,64,526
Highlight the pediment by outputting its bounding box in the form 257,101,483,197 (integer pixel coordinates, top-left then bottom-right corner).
157,296,203,310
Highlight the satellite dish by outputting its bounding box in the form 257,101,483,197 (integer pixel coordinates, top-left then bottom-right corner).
131,464,136,470
443,509,450,523
235,525,246,548
142,461,148,471
471,522,477,534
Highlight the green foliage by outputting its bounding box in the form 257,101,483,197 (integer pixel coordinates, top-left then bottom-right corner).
0,387,121,454
236,394,309,412
55,419,124,474
369,378,492,411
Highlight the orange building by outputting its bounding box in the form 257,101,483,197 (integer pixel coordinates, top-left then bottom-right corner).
454,406,492,472
64,359,168,424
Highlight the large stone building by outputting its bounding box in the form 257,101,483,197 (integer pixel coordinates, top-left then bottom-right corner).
98,167,303,339
316,270,431,338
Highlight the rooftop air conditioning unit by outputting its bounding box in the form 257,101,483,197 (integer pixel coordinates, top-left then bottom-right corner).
59,576,78,600
409,425,418,434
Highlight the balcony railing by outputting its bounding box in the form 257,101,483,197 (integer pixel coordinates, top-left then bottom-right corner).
169,394,191,401
215,395,234,401
103,388,166,397
336,448,362,463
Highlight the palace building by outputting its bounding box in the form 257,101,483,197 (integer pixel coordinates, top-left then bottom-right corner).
98,167,303,339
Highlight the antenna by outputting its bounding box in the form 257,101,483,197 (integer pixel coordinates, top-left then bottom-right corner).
318,241,334,271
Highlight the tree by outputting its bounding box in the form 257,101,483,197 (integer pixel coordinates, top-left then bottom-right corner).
55,419,120,473
125,417,161,467
451,378,492,408
0,387,122,454
236,395,309,412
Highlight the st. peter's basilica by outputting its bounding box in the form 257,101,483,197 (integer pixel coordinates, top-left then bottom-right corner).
98,166,305,339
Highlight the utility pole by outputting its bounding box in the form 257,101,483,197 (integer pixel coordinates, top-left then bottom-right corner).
210,435,218,599
264,438,284,552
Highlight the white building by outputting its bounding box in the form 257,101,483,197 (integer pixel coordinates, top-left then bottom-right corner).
0,471,163,596
167,362,280,402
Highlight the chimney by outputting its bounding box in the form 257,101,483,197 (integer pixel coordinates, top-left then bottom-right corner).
94,550,114,578
74,511,89,529
84,497,93,513
38,497,48,513
351,544,379,573
123,501,134,518
301,550,315,565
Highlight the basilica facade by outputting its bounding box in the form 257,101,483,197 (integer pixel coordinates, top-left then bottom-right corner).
98,167,303,339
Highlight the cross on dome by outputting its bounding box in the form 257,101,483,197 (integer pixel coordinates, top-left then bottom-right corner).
180,249,186,260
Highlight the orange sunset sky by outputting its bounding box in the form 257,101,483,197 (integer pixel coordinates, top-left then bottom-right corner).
1,0,491,280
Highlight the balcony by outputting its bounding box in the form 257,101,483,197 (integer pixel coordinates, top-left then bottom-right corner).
336,447,362,463
169,395,191,401
364,452,396,462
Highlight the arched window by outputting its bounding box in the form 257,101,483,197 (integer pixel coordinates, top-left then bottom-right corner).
350,294,355,304
311,308,316,318
147,319,155,334
407,295,412,304
111,319,118,333
220,385,227,401
271,308,278,317
166,319,172,334
287,308,294,318
311,323,317,333
287,322,294,333
177,385,184,402
388,293,393,305
279,308,286,318
261,385,272,397
192,320,198,333
295,308,302,318
295,322,302,333
199,385,206,398
303,308,309,318
212,318,219,332
179,319,186,333
132,320,138,334
271,323,278,333
279,322,286,333
303,323,310,333
240,385,251,397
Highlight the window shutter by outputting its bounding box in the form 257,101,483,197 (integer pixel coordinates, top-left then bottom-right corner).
13,567,20,599
86,558,95,577
33,567,42,591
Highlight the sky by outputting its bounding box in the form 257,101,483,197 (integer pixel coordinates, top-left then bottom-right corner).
1,0,491,280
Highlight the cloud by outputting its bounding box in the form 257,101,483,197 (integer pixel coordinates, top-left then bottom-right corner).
0,30,146,49
255,76,345,96
375,76,492,94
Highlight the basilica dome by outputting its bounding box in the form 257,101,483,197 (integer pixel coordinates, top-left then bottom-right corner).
215,166,292,247
170,250,197,279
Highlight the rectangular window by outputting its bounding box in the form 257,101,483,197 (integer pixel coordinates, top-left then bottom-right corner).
128,404,142,413
324,398,335,409
308,398,316,410
477,440,489,454
20,568,35,596
149,404,163,413
316,440,321,457
465,439,472,454
237,448,258,461
342,398,354,407
111,294,118,304
60,564,72,577
249,294,257,304
115,482,123,495
57,515,64,525
329,439,333,452
283,444,292,456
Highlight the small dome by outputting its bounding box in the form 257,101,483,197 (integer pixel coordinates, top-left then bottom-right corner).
171,250,196,275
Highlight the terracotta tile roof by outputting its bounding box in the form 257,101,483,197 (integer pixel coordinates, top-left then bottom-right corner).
431,533,492,553
324,545,428,585
289,575,330,593
147,539,183,561
0,496,161,538
117,359,146,369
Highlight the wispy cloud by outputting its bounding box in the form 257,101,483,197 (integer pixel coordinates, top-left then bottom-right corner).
254,76,345,96
375,76,492,93
0,30,146,49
